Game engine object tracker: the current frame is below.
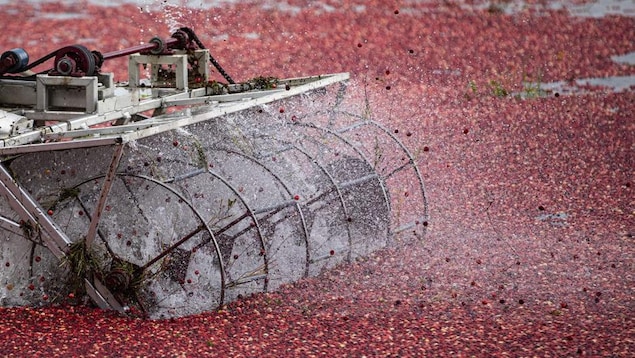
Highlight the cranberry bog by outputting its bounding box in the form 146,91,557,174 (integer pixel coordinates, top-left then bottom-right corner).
0,0,633,356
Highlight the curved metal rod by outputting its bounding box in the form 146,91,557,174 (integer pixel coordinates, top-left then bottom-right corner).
336,117,429,233
199,169,270,292
287,107,428,236
261,139,356,263
210,148,312,278
291,122,393,238
67,172,228,308
288,106,427,213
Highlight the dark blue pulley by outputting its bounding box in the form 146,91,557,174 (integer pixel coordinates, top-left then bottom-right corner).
0,48,29,74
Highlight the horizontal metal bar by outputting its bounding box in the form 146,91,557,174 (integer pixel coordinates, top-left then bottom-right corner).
164,168,208,183
309,247,346,263
393,216,427,234
0,136,122,156
253,200,296,215
0,73,350,154
121,73,350,144
0,214,22,236
339,173,379,189
225,274,267,288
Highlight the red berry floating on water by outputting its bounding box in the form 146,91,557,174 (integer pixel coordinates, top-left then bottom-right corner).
279,107,285,113
293,195,300,201
173,140,179,147
47,209,54,216
34,256,41,262
330,250,335,256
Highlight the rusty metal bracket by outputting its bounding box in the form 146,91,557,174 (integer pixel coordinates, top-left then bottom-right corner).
85,143,125,247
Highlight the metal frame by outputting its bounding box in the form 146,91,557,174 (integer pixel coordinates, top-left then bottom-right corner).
0,73,349,152
0,66,349,313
